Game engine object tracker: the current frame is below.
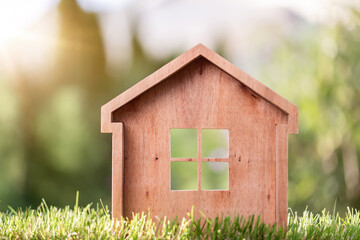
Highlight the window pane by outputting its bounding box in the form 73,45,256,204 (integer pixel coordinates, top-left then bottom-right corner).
171,162,198,190
201,162,229,190
171,128,198,158
201,129,229,158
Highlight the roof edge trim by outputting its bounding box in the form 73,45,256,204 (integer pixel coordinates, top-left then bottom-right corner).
101,43,298,134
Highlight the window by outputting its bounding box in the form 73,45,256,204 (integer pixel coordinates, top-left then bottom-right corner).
170,128,229,191
170,128,198,158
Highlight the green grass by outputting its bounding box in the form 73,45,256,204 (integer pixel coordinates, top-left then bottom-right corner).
1,198,360,239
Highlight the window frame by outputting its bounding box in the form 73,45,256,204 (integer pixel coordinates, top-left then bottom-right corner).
170,128,229,191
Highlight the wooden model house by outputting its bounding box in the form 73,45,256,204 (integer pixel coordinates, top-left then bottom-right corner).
101,44,298,225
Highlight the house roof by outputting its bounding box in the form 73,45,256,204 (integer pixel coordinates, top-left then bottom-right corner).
101,44,298,134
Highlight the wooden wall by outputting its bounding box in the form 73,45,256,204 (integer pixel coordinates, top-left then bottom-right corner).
113,57,288,224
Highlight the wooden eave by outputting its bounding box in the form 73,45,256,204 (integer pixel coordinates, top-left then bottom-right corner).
101,44,298,134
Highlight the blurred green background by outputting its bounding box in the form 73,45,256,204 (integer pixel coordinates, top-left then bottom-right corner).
1,0,360,215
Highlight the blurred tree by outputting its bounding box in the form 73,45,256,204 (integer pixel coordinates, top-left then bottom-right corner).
55,0,111,102
259,7,360,214
0,77,24,208
17,0,113,208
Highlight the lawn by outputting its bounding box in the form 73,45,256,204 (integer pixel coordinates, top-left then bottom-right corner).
1,196,360,239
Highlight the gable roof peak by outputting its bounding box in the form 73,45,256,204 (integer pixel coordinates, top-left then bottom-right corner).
101,43,298,134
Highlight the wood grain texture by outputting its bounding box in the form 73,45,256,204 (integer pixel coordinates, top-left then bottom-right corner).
111,58,288,223
101,44,298,225
101,44,298,134
111,123,124,219
275,124,288,226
